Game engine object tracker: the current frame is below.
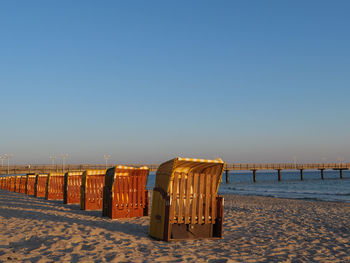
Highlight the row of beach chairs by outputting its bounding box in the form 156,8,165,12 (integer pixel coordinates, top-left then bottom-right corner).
0,157,225,241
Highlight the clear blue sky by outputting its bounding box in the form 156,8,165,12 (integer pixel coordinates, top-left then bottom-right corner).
1,1,349,165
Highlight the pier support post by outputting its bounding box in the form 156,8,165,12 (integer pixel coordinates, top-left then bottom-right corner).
277,169,282,181
300,169,304,181
340,169,343,179
252,170,257,183
320,169,324,180
225,170,229,184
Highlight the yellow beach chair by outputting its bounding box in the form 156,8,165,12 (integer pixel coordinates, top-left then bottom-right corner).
149,157,225,241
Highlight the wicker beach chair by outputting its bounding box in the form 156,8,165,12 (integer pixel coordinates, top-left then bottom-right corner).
45,172,65,200
14,175,22,192
19,175,27,194
103,166,149,219
63,171,83,204
34,174,48,198
80,169,106,211
26,174,36,195
9,176,16,192
149,157,225,241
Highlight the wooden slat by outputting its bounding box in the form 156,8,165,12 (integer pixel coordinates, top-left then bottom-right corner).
128,176,133,207
137,175,146,207
205,172,210,224
123,176,127,207
170,172,179,224
191,173,198,224
211,171,216,224
116,177,121,208
198,173,204,224
184,172,192,224
178,172,185,223
132,174,136,208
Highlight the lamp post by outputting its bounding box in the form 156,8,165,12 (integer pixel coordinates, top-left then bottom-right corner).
104,155,111,169
293,156,297,169
4,154,14,175
0,155,4,168
61,154,68,173
49,154,56,166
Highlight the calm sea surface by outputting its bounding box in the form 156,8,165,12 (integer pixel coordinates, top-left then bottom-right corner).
146,170,350,203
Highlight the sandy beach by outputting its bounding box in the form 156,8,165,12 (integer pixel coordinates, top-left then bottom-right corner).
0,190,349,262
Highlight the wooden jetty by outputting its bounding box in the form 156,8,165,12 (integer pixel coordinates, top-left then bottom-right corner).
0,163,349,183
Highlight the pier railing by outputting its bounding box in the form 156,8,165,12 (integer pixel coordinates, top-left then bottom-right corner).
0,163,349,175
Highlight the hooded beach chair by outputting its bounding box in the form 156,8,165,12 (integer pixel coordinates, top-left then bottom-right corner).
45,172,65,200
34,174,48,197
5,177,10,191
149,157,225,241
103,166,149,219
3,177,8,190
14,175,22,192
26,174,36,195
80,169,106,211
63,171,83,204
9,176,16,192
19,175,27,193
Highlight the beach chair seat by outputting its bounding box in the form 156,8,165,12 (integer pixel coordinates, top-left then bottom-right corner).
103,166,149,219
149,157,225,241
80,169,106,211
34,174,48,197
63,171,83,204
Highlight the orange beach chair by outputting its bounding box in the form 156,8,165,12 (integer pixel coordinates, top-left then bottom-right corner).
45,172,65,200
103,166,149,219
63,171,83,204
80,169,106,211
34,174,48,197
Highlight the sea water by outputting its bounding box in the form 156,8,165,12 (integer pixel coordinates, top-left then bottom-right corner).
146,170,350,203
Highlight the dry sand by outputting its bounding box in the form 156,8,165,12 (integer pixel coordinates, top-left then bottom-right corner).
0,190,349,263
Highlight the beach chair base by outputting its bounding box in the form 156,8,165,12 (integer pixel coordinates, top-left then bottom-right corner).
159,196,224,241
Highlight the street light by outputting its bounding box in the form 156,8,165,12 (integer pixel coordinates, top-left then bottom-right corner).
0,155,4,168
61,154,68,172
3,154,14,175
292,156,297,169
104,155,111,169
49,154,56,166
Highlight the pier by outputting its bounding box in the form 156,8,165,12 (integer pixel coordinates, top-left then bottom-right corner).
0,163,349,183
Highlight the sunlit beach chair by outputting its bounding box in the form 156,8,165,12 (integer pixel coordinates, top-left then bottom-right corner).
149,157,225,241
18,175,27,194
80,169,106,211
45,172,65,200
25,174,36,195
9,176,16,192
63,171,83,204
34,174,48,198
3,177,8,190
14,175,22,192
103,166,149,219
